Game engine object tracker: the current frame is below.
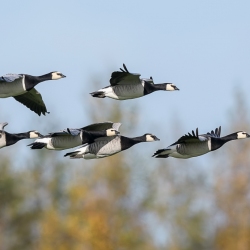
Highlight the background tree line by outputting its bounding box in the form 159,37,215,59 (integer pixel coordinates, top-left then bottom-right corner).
0,84,249,250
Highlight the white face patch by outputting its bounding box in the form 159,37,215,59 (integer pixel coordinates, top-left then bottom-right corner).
106,129,118,136
51,72,65,80
237,131,249,139
29,131,40,139
146,134,156,142
166,84,176,91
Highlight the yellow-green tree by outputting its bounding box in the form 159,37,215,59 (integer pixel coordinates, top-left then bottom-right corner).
213,92,250,250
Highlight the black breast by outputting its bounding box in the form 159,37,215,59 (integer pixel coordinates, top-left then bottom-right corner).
5,132,20,146
120,136,136,151
24,75,37,91
143,82,156,95
211,137,226,151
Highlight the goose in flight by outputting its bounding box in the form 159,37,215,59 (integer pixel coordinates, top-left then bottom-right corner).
153,126,250,159
0,71,66,115
90,64,179,100
28,122,121,150
0,122,41,149
64,133,160,159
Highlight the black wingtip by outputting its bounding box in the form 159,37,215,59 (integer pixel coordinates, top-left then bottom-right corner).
28,142,46,149
152,149,169,158
123,63,129,73
67,128,72,135
64,151,77,157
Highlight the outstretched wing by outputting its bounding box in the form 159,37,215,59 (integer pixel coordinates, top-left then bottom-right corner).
66,128,81,136
0,74,23,82
49,131,71,137
0,122,8,130
81,122,121,132
110,64,141,86
13,88,48,116
172,128,209,145
205,126,221,138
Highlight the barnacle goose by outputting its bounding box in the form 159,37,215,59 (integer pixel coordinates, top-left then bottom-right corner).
153,126,250,159
0,122,41,149
28,122,121,150
0,71,66,115
90,64,179,100
64,133,160,159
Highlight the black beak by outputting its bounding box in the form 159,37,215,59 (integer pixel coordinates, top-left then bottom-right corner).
154,136,160,141
61,74,66,78
174,86,180,90
115,131,120,135
247,133,250,138
35,132,43,138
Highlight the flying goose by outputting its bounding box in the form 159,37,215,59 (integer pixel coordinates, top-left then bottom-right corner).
28,122,121,150
90,64,179,100
64,133,160,159
0,71,66,115
153,126,250,159
0,122,41,149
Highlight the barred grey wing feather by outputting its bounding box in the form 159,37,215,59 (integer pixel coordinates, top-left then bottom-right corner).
66,128,81,136
0,74,22,82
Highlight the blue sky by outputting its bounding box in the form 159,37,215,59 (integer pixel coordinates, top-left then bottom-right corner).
1,1,250,163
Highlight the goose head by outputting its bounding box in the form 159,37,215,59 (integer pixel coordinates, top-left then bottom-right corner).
145,133,160,142
166,83,179,91
236,131,250,139
51,71,66,80
106,128,120,136
29,131,43,139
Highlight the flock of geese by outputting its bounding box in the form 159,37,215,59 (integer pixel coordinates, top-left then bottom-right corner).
0,64,249,160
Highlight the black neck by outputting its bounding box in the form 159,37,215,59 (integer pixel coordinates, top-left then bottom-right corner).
120,135,145,151
143,82,167,95
82,130,107,143
220,133,238,142
211,133,237,151
24,73,52,90
153,83,168,90
5,132,30,146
